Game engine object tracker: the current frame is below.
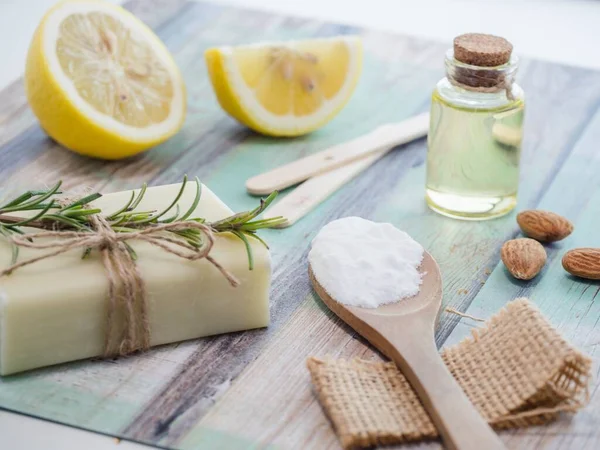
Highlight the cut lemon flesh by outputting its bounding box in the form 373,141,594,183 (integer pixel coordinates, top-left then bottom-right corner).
205,36,362,137
25,0,186,159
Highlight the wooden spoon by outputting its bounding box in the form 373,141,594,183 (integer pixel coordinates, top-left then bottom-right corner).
309,251,505,450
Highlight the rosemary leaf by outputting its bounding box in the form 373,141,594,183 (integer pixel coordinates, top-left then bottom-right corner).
179,177,202,221
118,209,156,219
236,217,286,231
0,191,35,210
15,203,57,211
7,200,56,226
5,226,25,235
209,192,280,230
158,204,180,224
0,225,18,264
137,175,188,224
106,191,135,220
43,214,87,230
2,181,62,213
60,193,103,211
243,230,270,249
171,229,203,247
209,211,249,229
128,183,148,211
111,226,138,233
123,242,138,261
115,210,158,225
109,215,129,227
62,208,103,218
241,191,278,222
232,230,254,270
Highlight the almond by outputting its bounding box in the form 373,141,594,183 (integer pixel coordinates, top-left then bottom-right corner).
562,248,600,280
516,210,573,242
501,238,547,280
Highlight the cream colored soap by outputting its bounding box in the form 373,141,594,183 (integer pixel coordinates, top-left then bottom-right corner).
0,183,271,375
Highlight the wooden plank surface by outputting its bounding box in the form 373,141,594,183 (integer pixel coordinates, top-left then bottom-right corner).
0,1,599,449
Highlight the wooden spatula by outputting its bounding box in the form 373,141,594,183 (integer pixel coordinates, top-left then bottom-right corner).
309,252,505,450
246,112,429,196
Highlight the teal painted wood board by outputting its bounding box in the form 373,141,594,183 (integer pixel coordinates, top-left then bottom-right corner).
0,1,599,448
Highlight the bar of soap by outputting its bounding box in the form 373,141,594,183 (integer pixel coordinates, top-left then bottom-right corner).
0,183,271,375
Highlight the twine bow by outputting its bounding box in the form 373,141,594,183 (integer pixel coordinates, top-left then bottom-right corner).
0,215,238,356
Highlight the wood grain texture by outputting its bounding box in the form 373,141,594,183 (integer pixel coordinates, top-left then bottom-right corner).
0,1,598,449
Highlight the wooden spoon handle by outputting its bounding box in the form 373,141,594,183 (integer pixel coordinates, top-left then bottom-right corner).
385,328,505,450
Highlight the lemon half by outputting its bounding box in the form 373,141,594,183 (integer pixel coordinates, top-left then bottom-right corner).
25,0,186,159
205,36,362,137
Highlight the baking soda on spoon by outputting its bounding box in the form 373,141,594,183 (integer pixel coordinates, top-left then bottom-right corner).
308,217,424,308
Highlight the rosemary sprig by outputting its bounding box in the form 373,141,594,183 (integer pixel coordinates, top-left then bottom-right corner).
0,177,285,270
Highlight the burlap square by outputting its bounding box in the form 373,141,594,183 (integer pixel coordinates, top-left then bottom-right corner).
307,298,591,449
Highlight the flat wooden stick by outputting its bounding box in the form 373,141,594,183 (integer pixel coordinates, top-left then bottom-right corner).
263,149,386,228
246,112,430,196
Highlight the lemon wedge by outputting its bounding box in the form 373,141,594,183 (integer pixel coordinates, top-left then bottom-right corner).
205,36,362,137
25,0,186,159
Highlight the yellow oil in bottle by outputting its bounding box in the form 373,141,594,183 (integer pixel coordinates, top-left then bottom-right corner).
425,92,524,220
425,35,525,221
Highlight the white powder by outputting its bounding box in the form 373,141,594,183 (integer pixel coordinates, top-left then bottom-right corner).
308,217,424,308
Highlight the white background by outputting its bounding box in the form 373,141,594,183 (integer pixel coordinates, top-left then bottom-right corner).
0,0,599,449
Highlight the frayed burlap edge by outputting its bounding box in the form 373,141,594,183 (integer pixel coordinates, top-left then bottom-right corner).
307,298,592,449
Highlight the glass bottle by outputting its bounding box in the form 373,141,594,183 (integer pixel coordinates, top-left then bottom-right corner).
425,34,524,220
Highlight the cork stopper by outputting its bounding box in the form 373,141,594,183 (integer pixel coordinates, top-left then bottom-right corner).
454,33,513,67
